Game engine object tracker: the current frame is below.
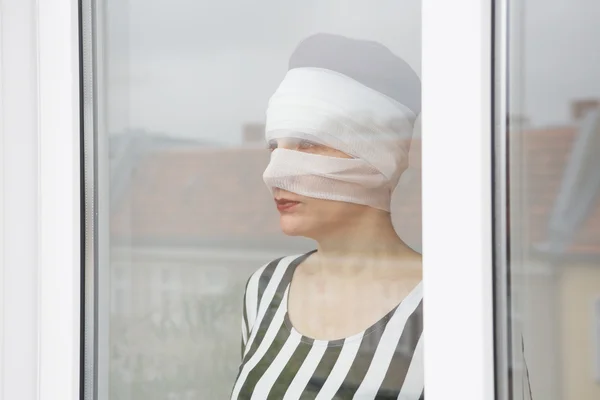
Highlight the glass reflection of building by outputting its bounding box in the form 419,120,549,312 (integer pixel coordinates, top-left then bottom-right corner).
106,99,600,398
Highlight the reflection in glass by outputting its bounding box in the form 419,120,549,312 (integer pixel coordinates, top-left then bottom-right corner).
93,0,422,398
499,0,600,398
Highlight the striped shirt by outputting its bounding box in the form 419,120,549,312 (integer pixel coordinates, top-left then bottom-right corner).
231,251,424,400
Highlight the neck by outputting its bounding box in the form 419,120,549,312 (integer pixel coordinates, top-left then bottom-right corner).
309,209,419,275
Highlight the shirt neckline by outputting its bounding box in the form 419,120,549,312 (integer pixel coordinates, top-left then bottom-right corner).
282,250,422,348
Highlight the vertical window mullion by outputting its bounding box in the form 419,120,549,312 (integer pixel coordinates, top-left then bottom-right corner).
422,1,495,399
37,0,82,399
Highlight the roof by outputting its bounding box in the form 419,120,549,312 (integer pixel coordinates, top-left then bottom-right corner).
109,122,600,257
110,141,423,252
524,117,600,258
523,126,577,247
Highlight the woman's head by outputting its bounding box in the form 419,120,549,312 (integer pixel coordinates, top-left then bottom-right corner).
262,33,421,239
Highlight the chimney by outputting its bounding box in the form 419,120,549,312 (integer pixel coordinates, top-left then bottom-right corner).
242,123,266,145
571,99,600,121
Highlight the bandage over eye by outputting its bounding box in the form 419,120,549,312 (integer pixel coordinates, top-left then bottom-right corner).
263,67,417,212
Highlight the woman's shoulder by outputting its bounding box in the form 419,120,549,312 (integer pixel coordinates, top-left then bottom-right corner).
241,253,307,330
244,252,307,298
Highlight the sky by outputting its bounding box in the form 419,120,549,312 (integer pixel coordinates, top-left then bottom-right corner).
103,0,600,144
104,0,421,144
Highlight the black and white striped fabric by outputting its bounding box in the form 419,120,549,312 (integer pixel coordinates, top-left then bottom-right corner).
231,251,424,400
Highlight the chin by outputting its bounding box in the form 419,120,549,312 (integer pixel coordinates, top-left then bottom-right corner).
279,214,317,237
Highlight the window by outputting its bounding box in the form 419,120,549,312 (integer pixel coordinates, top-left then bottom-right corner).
495,0,600,399
84,1,424,399
1,0,520,398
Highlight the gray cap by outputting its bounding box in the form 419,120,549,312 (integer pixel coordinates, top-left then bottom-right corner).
289,33,421,117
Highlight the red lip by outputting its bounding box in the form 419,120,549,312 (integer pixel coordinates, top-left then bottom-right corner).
275,198,300,212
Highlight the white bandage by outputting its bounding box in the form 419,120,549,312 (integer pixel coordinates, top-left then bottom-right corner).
263,67,417,212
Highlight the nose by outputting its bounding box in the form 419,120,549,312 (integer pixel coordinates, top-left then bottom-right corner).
275,138,297,150
273,187,300,198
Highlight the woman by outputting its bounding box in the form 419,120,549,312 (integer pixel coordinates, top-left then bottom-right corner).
231,33,423,399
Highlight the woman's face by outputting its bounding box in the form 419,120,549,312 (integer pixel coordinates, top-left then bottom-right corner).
268,138,370,239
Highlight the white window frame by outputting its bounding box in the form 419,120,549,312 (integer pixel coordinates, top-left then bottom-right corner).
37,0,82,398
594,296,600,383
422,1,496,399
0,0,81,399
0,1,42,399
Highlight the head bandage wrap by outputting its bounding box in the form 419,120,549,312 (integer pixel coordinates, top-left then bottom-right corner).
263,67,417,212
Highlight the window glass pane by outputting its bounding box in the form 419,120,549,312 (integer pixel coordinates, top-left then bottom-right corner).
93,1,423,398
500,0,600,398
